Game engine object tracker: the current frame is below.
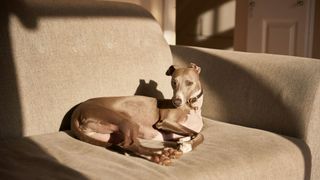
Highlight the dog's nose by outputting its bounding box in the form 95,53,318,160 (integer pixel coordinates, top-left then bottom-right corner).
172,98,182,107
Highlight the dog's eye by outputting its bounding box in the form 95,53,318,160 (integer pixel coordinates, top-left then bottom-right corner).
186,80,194,86
172,80,178,86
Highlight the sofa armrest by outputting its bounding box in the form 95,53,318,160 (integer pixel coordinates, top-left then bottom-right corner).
170,45,320,177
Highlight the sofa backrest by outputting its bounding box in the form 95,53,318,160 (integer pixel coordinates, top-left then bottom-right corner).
0,0,173,139
171,45,320,140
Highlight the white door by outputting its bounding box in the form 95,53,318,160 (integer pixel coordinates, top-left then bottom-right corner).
246,0,315,57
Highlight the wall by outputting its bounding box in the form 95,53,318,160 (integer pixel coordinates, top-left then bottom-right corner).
176,0,236,50
114,0,164,27
109,0,176,45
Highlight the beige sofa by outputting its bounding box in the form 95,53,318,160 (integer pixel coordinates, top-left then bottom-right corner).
1,0,320,179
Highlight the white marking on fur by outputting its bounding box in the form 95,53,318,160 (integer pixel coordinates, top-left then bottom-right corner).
175,91,186,105
179,142,192,153
191,89,202,98
178,136,192,142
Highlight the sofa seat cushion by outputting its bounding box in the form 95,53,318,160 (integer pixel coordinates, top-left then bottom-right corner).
0,118,308,180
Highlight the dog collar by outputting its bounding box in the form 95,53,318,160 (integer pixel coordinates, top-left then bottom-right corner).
187,89,203,105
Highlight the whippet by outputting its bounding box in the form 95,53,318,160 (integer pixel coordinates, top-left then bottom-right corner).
71,63,204,165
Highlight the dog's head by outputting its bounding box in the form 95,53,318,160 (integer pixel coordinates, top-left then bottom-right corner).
166,63,202,108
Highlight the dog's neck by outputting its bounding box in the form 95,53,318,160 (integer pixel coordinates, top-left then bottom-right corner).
186,89,203,112
180,89,203,129
186,95,203,118
179,93,203,133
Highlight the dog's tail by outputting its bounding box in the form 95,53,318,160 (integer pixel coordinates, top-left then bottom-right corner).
70,107,111,148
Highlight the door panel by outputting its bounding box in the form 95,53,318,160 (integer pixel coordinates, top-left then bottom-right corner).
262,20,297,55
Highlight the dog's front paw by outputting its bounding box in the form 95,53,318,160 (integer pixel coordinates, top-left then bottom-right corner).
178,134,204,153
151,148,183,166
151,153,172,166
178,142,192,153
164,147,183,159
177,136,193,153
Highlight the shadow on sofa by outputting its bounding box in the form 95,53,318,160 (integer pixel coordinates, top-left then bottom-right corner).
0,0,154,178
0,0,154,139
170,46,312,180
0,138,88,179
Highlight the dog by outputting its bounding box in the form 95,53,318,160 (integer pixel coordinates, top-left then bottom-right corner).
71,63,204,165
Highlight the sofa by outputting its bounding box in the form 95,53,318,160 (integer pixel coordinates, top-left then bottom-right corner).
1,0,320,179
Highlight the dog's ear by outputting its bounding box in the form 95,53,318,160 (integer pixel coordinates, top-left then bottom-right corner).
166,65,176,76
189,63,201,74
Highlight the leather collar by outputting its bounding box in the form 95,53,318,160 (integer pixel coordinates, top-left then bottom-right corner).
187,89,203,105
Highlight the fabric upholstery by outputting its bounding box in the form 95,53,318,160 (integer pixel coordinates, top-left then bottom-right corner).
0,0,318,179
0,0,173,139
170,45,320,179
0,118,309,180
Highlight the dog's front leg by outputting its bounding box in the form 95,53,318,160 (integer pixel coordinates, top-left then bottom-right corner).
155,120,198,137
112,119,182,165
178,133,204,153
155,120,204,153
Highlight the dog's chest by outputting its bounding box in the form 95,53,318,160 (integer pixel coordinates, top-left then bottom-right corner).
181,110,203,133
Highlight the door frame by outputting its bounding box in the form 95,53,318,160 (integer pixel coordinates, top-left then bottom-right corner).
306,0,315,57
234,0,249,51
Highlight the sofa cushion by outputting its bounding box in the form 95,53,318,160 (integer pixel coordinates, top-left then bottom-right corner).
0,118,309,180
0,0,173,139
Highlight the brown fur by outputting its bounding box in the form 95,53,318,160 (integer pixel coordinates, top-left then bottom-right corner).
71,63,204,165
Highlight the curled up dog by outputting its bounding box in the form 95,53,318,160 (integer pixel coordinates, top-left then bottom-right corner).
71,63,204,165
